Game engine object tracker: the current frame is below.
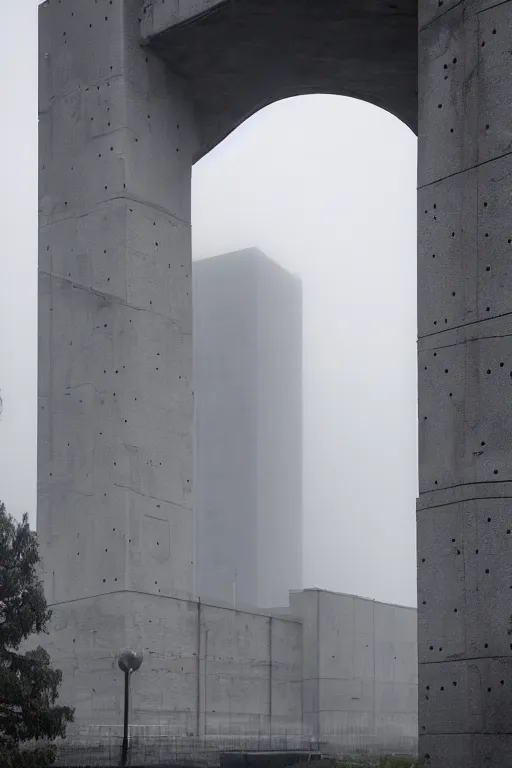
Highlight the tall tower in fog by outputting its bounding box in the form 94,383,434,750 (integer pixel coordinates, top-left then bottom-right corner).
193,249,303,608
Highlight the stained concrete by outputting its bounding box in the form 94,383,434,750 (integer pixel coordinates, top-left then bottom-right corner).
37,2,418,754
40,589,416,760
141,0,418,158
291,591,417,755
38,0,512,764
38,0,197,604
417,1,512,766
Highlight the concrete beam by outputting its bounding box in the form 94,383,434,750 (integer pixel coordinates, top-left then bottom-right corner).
140,0,226,41
140,0,417,160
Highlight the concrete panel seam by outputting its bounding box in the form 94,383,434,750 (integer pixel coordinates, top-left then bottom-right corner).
38,271,193,333
418,0,464,32
418,494,512,511
420,656,512,664
419,329,512,349
40,194,191,228
417,147,512,190
477,0,512,13
422,730,512,735
418,480,512,496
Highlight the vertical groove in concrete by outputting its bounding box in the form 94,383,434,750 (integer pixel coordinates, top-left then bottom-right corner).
418,1,512,765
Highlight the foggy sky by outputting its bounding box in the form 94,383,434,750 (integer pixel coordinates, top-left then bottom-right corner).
0,0,418,608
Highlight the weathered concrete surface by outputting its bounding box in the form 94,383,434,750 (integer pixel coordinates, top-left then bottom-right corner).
40,590,302,738
39,589,416,759
291,591,417,756
42,0,512,763
194,251,302,609
417,1,512,766
38,0,196,603
141,0,418,159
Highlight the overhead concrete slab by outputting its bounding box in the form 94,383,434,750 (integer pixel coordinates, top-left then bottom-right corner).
141,0,418,158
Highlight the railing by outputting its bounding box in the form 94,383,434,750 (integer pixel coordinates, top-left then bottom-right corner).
50,727,417,767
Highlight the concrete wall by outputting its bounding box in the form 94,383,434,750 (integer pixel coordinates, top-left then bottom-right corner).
38,0,197,605
42,588,416,758
38,0,420,761
417,1,512,766
194,251,302,609
42,591,302,740
291,590,418,755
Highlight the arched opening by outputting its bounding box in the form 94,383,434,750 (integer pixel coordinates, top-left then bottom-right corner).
191,94,418,610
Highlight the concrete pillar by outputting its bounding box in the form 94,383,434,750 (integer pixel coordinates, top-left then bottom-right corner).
38,0,199,728
418,1,512,765
38,0,196,605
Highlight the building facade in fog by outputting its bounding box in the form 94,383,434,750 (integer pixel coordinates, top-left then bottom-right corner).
193,249,303,608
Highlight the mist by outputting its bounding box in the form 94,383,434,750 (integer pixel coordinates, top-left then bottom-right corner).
192,96,418,607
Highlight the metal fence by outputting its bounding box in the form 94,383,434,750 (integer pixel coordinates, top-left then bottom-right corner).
49,727,417,767
54,734,318,767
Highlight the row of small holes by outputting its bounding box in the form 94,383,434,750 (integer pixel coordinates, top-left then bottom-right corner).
425,680,504,694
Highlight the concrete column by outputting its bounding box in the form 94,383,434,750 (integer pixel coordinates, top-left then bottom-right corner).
38,0,197,604
418,1,512,765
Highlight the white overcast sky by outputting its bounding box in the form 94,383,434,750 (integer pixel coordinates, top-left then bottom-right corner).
0,0,418,607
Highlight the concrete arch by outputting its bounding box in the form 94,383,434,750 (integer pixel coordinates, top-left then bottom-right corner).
142,0,418,158
38,0,512,765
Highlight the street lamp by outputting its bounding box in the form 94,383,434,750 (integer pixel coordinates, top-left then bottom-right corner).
117,648,143,767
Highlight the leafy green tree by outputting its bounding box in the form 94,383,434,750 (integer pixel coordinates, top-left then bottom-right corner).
0,502,73,767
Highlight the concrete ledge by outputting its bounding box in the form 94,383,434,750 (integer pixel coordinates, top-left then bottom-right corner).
141,0,417,159
140,0,227,42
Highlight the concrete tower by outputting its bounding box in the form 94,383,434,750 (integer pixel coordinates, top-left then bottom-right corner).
193,249,303,609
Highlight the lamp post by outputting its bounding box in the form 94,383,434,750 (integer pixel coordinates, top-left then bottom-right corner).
117,648,143,767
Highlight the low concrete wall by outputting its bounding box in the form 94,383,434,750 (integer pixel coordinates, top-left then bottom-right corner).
38,588,416,762
291,590,418,755
41,591,302,737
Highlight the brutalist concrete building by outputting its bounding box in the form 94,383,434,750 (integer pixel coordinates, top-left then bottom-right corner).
36,0,425,759
193,249,303,609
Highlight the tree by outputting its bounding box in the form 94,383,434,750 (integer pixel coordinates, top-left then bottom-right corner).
0,503,73,767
